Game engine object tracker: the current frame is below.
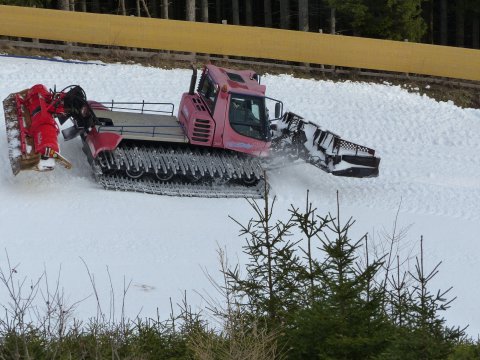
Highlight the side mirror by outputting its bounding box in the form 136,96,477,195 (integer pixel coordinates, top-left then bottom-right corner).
275,102,281,118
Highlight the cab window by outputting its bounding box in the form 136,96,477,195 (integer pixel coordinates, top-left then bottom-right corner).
198,74,218,113
228,94,268,141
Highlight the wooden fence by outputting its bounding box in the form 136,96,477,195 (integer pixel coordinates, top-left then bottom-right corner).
0,5,479,81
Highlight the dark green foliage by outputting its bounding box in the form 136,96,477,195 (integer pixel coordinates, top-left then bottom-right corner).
388,0,428,42
289,191,332,305
227,193,302,325
448,340,480,359
329,0,427,41
228,192,467,359
0,318,199,359
285,195,391,359
328,0,369,35
465,0,480,14
1,330,47,359
378,237,466,359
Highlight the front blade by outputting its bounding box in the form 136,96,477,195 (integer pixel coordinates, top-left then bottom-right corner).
271,112,381,178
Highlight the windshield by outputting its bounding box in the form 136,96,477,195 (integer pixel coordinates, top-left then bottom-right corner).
228,93,268,141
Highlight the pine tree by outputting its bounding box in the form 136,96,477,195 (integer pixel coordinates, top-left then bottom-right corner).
161,0,169,19
289,191,332,305
329,0,369,36
186,0,195,21
232,0,239,25
227,191,302,325
356,0,427,41
389,0,427,42
466,0,480,48
440,0,448,45
378,237,466,359
201,0,208,22
279,0,290,29
57,0,68,10
264,0,273,27
456,0,465,47
286,195,389,359
228,192,466,359
245,0,253,26
298,0,309,32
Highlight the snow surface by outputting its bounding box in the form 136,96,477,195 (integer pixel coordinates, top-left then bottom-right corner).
0,56,479,336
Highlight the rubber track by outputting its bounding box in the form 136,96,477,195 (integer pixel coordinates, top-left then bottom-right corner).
96,145,264,180
93,145,266,198
97,175,265,198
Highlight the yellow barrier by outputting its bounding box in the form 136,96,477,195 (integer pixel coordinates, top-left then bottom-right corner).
0,5,479,81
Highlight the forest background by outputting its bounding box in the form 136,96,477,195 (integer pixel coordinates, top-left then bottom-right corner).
1,0,479,50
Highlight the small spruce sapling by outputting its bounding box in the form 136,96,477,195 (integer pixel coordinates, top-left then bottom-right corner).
289,189,332,305
227,185,302,325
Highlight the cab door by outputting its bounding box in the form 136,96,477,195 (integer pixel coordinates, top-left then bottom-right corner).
222,93,270,157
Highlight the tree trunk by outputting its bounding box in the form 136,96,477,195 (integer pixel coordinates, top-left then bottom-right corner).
57,0,70,47
79,0,87,12
186,0,197,58
106,0,114,11
440,0,448,45
69,0,74,11
186,0,195,21
429,0,434,43
216,0,221,22
151,0,159,17
141,0,151,17
299,0,308,31
245,0,253,26
161,0,169,19
299,0,309,67
91,0,100,13
330,7,336,34
264,0,272,27
280,0,290,29
473,13,480,49
201,0,209,22
118,0,126,15
136,0,141,16
57,0,69,11
232,0,240,25
456,0,465,47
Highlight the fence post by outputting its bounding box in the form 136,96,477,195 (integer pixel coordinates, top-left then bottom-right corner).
32,6,39,46
404,39,409,77
319,29,325,71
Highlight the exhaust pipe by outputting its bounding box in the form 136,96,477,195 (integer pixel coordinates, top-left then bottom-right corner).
189,65,197,95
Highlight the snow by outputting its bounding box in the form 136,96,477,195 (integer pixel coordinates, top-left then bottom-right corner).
0,56,479,336
37,157,55,170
